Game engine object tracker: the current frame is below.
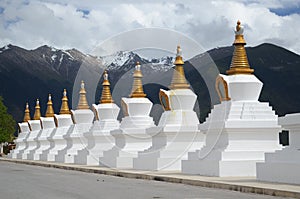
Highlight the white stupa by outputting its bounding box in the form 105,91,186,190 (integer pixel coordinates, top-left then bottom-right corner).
182,21,282,177
75,71,120,165
55,81,94,163
8,103,31,159
99,62,155,168
22,99,42,159
133,46,204,171
30,94,56,160
43,89,74,161
257,113,300,184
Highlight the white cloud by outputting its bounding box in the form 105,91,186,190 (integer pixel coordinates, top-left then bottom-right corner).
0,0,300,55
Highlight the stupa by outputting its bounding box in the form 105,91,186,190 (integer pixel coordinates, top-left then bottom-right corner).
100,62,155,168
75,71,120,165
31,94,56,160
8,103,31,159
133,46,204,171
257,113,300,184
182,21,282,177
44,89,74,161
55,81,94,163
22,99,42,159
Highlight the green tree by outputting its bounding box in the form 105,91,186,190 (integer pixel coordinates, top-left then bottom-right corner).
0,96,16,143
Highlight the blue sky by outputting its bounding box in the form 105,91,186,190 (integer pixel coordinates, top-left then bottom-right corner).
0,0,300,55
270,7,300,16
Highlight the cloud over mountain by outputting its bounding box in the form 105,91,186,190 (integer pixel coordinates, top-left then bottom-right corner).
0,0,300,55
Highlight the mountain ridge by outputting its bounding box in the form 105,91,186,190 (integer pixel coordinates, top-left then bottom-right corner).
0,43,300,124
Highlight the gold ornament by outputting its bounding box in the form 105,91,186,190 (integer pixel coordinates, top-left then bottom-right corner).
23,102,31,122
77,80,89,109
226,20,254,75
169,46,190,89
130,62,146,98
59,89,71,114
33,99,41,120
45,94,54,117
100,70,114,103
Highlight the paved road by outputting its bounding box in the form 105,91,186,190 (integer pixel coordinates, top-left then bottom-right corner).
0,161,287,199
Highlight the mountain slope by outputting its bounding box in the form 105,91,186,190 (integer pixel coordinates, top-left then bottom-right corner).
204,43,300,117
0,43,300,125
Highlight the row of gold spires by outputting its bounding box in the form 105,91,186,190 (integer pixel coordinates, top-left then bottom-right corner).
22,20,253,122
129,45,191,96
127,20,253,98
22,71,115,122
23,91,69,122
22,46,188,122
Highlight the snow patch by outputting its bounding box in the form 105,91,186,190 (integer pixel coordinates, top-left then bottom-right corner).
59,54,64,65
62,50,74,60
0,45,10,53
51,46,57,52
100,51,137,69
51,54,57,61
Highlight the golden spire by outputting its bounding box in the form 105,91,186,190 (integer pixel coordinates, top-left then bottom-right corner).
59,89,71,114
45,94,54,117
169,46,190,89
33,99,41,120
100,70,114,103
130,62,146,98
77,80,89,109
226,20,254,75
23,102,31,122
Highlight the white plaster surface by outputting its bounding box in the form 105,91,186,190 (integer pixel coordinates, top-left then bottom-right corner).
133,89,203,171
100,98,155,168
8,122,30,159
75,103,120,165
182,73,282,177
257,113,300,184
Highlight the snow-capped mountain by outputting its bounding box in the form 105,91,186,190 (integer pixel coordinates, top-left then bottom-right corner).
98,51,174,72
0,44,176,122
100,51,146,70
1,43,300,125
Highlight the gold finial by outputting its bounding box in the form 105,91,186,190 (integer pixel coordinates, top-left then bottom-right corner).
45,94,54,117
100,70,114,103
33,99,41,120
23,102,31,122
236,20,241,32
226,20,254,75
130,62,146,98
169,45,190,89
59,89,71,114
77,80,90,109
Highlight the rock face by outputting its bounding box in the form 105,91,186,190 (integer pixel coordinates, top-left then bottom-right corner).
1,43,300,126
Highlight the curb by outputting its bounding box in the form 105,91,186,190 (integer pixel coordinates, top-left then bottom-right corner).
1,158,300,198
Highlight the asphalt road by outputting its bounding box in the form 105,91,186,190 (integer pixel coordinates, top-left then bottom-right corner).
0,161,286,199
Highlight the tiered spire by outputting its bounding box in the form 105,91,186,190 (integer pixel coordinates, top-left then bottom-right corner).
59,89,71,114
100,71,114,103
169,46,190,89
226,20,254,75
45,94,54,117
77,81,89,109
23,102,31,122
33,99,41,120
130,62,146,98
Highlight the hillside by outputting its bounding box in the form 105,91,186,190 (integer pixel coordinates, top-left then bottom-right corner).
0,43,299,125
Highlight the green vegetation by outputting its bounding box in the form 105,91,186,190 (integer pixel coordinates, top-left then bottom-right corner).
0,96,16,143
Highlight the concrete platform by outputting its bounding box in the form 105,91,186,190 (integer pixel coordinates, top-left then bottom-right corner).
1,157,300,198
